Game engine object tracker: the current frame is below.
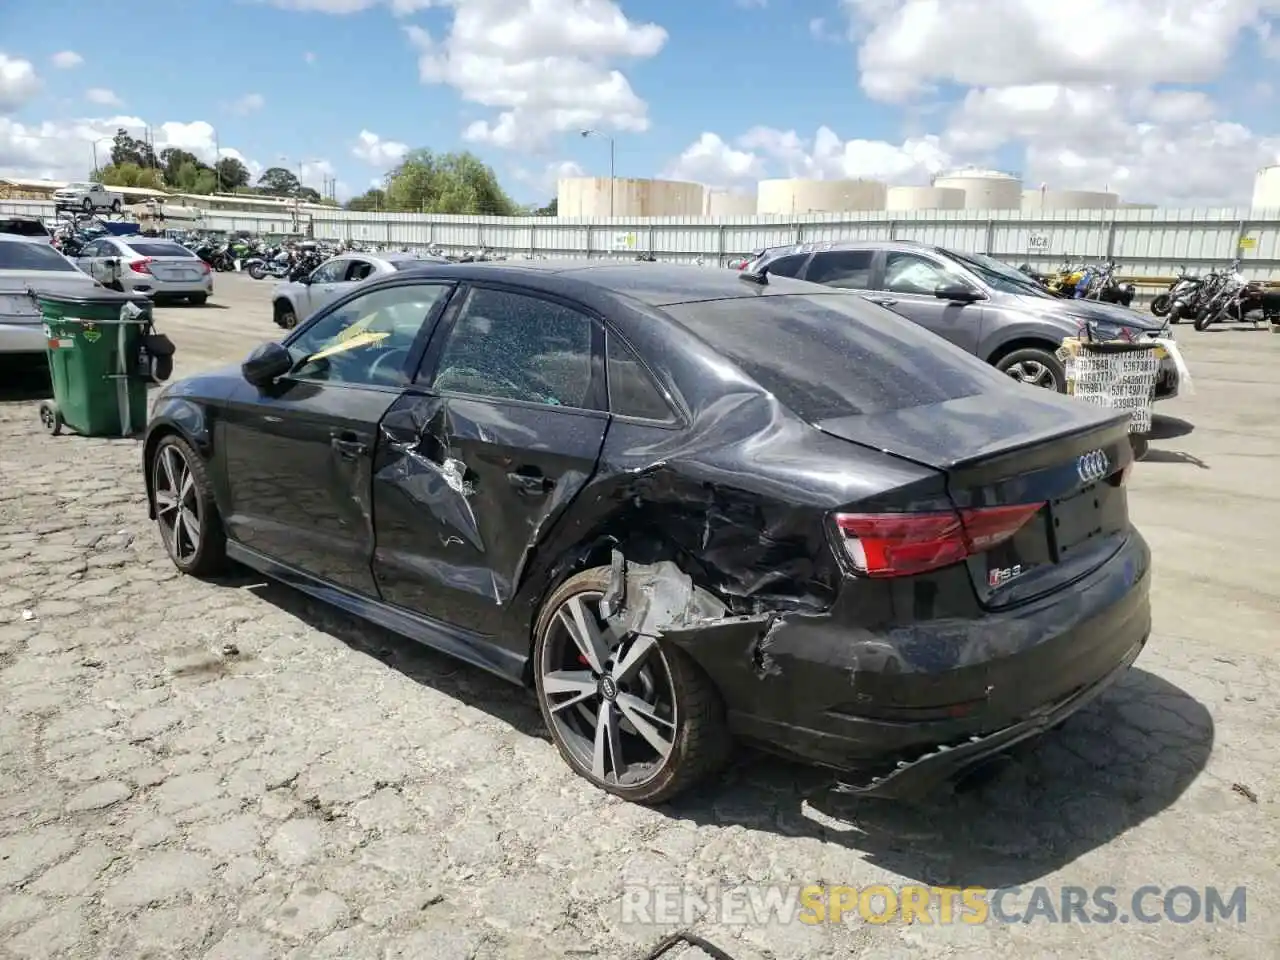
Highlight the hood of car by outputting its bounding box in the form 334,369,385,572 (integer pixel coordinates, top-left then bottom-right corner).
1013,293,1165,332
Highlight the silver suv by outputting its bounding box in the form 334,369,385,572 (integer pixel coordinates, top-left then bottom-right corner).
746,240,1177,398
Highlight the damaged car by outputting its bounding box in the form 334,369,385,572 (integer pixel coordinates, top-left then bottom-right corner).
143,261,1152,804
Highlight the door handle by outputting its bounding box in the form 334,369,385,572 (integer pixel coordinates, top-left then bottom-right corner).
330,430,367,459
507,468,554,495
867,296,898,307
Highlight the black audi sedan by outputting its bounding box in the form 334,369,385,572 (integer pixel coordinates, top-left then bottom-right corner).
143,261,1151,804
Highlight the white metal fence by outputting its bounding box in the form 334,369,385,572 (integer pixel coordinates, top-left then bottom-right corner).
6,197,1280,280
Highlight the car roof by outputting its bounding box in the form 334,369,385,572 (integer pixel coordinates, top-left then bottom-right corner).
390,259,823,307
380,252,448,263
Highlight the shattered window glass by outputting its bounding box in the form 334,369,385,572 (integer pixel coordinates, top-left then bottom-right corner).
606,332,673,421
429,288,597,409
290,283,449,386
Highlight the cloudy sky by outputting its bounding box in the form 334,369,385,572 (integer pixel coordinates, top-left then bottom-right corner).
2,0,1280,206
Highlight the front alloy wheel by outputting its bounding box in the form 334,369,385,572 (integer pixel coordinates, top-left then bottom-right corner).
533,568,730,804
152,436,227,576
995,348,1065,392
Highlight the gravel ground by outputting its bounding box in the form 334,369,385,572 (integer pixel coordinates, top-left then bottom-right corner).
0,274,1277,959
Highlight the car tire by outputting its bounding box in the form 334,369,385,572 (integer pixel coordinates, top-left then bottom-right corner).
532,566,732,805
995,347,1066,392
188,294,208,305
150,434,228,577
275,301,298,329
111,200,122,214
82,198,93,212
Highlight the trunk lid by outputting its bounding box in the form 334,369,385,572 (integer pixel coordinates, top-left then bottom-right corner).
145,257,205,282
0,275,101,322
816,389,1134,608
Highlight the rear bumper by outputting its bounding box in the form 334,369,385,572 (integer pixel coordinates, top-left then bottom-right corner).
122,277,213,297
0,321,45,355
672,531,1151,798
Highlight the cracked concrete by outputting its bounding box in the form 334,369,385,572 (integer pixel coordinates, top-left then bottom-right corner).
0,275,1277,959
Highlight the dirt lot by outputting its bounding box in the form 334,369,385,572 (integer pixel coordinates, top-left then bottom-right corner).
0,273,1277,959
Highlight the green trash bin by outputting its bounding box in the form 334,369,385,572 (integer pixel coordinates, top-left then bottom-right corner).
35,290,155,438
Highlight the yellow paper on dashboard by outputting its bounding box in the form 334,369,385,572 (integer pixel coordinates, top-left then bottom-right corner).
307,329,390,361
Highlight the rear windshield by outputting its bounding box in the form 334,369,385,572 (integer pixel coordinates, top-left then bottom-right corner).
123,242,193,258
0,219,50,239
664,293,1009,418
0,240,76,272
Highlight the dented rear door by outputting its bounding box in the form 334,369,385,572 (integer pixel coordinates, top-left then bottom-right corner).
369,284,610,639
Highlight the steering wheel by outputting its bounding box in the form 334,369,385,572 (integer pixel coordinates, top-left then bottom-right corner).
365,348,409,384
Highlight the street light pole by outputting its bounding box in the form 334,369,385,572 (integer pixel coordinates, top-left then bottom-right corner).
580,129,616,218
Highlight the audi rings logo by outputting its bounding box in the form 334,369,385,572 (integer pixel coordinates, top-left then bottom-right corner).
1077,449,1110,484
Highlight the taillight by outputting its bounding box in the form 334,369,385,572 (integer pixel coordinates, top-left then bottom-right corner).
198,260,211,273
833,503,1045,578
129,258,153,275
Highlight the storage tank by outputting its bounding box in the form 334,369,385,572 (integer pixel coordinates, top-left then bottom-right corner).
704,189,755,216
885,185,965,211
556,177,705,217
1250,165,1280,210
931,168,1023,210
1022,188,1119,211
756,178,888,214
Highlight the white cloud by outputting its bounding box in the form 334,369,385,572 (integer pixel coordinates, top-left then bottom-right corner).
351,129,409,167
230,92,265,114
0,54,40,114
86,87,123,107
0,115,261,184
842,0,1280,101
404,0,667,149
662,132,765,187
304,51,317,63
51,51,83,69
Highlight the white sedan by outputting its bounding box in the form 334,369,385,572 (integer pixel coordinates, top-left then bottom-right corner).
0,236,106,359
271,250,448,330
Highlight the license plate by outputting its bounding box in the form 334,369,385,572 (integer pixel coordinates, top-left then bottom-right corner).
1049,489,1104,559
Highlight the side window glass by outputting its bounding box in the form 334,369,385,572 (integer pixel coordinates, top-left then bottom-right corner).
607,332,673,422
883,253,953,294
311,259,345,283
429,288,598,409
289,284,450,386
346,260,374,282
807,251,874,288
764,254,805,278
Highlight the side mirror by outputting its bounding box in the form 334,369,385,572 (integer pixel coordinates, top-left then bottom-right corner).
242,341,293,387
935,282,982,302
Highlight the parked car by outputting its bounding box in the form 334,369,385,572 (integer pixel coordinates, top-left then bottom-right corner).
0,236,105,359
745,240,1178,397
74,236,213,304
142,261,1151,804
0,216,53,244
53,182,124,214
271,250,449,329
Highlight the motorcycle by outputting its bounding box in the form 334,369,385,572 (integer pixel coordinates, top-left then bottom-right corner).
1192,262,1248,330
1151,265,1200,319
245,246,293,280
1074,260,1136,307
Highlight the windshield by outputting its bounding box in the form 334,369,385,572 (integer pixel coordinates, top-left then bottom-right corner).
68,183,94,190
944,249,1054,298
0,239,77,272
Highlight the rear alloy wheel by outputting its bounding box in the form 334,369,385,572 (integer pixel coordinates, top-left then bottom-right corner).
533,567,731,804
152,436,227,577
996,348,1065,392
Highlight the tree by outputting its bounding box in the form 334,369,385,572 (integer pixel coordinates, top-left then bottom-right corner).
345,187,387,212
215,156,250,189
96,162,164,190
535,197,558,216
160,147,202,186
257,166,301,197
110,128,155,169
381,149,516,215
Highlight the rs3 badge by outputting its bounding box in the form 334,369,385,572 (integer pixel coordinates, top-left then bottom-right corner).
989,564,1026,587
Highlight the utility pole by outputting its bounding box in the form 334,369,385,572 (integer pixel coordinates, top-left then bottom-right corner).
213,128,222,194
